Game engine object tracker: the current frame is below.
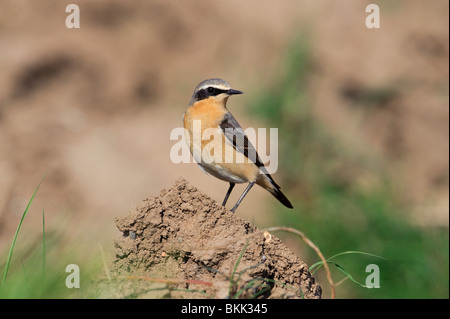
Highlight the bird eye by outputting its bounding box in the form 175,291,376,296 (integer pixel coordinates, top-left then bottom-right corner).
196,89,206,100
207,87,215,94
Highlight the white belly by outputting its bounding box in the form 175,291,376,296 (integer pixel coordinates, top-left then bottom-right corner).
185,127,248,184
197,161,247,184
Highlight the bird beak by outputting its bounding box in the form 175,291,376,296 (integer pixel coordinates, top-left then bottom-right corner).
227,89,243,95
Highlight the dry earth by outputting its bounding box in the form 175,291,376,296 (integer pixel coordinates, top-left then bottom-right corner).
108,178,321,299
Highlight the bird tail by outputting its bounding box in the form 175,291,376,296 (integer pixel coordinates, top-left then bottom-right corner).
257,174,293,209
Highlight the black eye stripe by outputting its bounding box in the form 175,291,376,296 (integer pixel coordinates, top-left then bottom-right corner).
195,87,227,101
195,89,207,100
207,87,227,96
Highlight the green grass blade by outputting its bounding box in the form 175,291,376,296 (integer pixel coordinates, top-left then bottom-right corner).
233,278,266,299
1,175,45,287
327,250,387,262
42,208,46,273
229,238,249,297
309,250,386,274
236,257,266,285
250,283,271,299
231,239,249,283
309,261,324,274
299,286,305,299
328,261,367,288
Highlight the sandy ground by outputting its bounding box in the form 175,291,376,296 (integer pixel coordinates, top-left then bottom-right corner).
0,1,448,255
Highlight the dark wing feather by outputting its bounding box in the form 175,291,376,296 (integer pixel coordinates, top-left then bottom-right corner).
220,112,290,207
219,112,264,168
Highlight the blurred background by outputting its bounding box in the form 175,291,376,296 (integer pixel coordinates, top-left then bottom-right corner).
0,0,448,298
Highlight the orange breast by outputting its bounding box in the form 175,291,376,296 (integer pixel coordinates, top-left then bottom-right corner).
183,99,259,183
184,98,227,130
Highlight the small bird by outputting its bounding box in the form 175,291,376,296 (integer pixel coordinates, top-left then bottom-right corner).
183,78,293,213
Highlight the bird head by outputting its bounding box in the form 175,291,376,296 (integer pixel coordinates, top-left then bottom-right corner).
189,78,243,106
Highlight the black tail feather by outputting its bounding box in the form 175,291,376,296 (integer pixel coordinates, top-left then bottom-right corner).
269,185,293,209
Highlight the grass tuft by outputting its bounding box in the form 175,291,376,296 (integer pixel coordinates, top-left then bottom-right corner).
1,175,46,288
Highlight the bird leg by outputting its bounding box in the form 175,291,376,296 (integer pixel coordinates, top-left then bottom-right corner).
222,182,235,206
230,182,255,213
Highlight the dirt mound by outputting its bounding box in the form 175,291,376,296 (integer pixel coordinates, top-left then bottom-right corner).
111,178,321,299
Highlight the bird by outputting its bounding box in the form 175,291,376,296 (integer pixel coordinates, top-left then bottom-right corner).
183,78,293,213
